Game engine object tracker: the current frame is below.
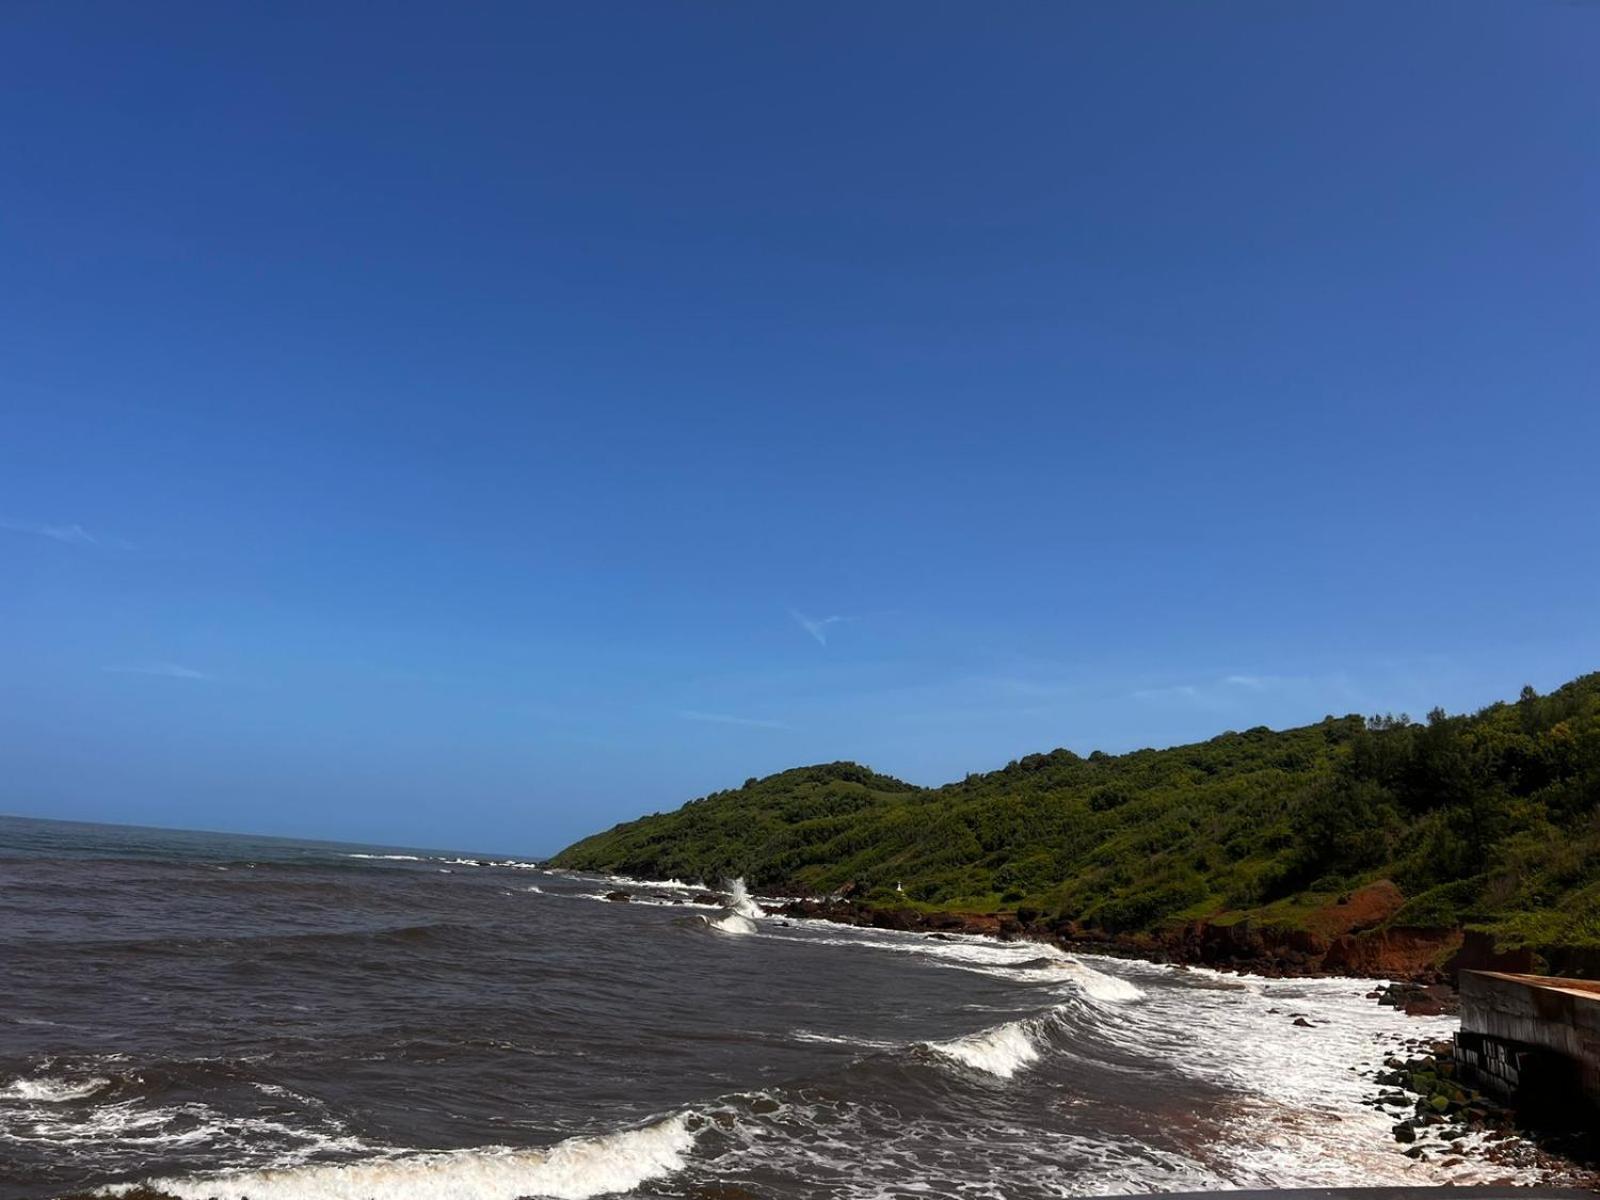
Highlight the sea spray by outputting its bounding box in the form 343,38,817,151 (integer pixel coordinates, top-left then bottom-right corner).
707,877,763,934
726,878,764,920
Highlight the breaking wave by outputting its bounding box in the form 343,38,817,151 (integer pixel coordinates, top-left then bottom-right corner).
0,1075,109,1102
1035,957,1144,1002
926,1017,1043,1079
105,1113,699,1200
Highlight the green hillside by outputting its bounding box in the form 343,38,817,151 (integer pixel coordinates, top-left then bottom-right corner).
551,673,1600,955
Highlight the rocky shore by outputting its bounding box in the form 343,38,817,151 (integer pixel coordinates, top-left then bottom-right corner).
762,894,1473,984
1363,1035,1600,1181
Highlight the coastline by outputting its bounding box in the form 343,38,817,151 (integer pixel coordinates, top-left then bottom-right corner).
764,893,1524,993
765,895,1445,979
747,890,1599,1187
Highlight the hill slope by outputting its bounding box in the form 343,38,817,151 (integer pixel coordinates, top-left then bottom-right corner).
551,673,1600,965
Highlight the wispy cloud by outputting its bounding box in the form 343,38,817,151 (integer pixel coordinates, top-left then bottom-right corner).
1131,670,1368,712
789,608,853,646
103,662,210,680
1,518,98,546
1132,683,1203,702
1222,674,1270,689
676,709,788,730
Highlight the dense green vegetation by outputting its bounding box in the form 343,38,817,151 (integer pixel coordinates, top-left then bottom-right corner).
551,673,1600,954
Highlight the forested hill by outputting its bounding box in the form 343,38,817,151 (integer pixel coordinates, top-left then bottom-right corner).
550,672,1600,958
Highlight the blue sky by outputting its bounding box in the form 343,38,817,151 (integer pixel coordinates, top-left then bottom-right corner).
2,3,1596,854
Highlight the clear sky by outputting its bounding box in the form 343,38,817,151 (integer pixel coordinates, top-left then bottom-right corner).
2,3,1596,855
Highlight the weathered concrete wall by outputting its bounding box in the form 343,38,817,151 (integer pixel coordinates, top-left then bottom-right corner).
1457,970,1600,1113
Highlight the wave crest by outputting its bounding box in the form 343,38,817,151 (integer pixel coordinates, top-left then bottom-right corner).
926,1019,1042,1079
106,1113,699,1200
0,1075,109,1102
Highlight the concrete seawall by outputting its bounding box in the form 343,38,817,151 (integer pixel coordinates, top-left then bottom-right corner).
1457,969,1600,1121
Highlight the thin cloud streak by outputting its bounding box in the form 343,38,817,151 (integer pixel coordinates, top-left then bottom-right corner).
1132,683,1202,701
1,518,98,545
789,608,853,646
676,709,789,730
103,662,210,680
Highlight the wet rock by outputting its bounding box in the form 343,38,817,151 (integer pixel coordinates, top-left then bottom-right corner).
604,890,632,902
748,1096,780,1115
1394,1121,1418,1143
1293,1017,1313,1027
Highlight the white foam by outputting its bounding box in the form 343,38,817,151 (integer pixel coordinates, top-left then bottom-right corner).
772,916,1146,999
610,874,696,891
790,1030,900,1051
711,912,757,935
0,1075,109,1102
106,1113,698,1200
927,1019,1041,1079
344,854,424,861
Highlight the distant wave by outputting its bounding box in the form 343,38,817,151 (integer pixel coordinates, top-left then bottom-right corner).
610,874,698,890
105,1113,699,1200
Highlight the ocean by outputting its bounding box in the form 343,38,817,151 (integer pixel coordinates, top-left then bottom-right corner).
0,814,1546,1199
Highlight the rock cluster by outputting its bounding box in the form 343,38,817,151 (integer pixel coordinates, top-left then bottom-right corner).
1367,980,1459,1016
1371,1042,1513,1153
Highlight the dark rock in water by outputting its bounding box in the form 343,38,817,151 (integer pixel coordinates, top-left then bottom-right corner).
692,892,724,906
1394,1121,1418,1143
749,1096,780,1114
1293,1016,1313,1027
604,890,632,902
